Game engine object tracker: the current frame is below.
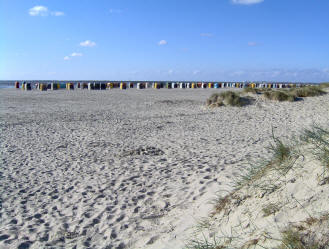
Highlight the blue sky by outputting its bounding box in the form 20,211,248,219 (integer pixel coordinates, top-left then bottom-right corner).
1,0,329,82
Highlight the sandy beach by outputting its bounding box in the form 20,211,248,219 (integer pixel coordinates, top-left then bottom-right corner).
1,88,329,249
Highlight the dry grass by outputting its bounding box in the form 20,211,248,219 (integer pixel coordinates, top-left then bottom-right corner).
262,203,281,217
263,90,297,102
301,126,329,172
279,229,320,249
207,91,251,107
243,87,263,95
289,86,326,98
319,83,329,89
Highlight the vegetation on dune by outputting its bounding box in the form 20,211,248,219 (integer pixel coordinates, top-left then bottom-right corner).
301,126,329,175
185,126,329,249
241,85,328,103
289,86,326,98
207,91,251,107
263,90,297,102
319,82,329,88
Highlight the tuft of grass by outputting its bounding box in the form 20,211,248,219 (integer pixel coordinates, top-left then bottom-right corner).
243,87,262,95
301,126,329,173
279,229,320,249
234,132,297,189
214,193,234,214
269,136,292,165
207,91,250,107
185,236,227,249
289,86,326,98
319,82,329,89
263,90,297,102
262,203,281,217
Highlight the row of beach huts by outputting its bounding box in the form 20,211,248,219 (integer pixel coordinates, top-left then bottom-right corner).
15,81,308,91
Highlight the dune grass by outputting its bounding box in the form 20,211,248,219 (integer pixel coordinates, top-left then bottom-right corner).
301,126,329,175
263,90,297,102
243,85,327,103
289,86,326,98
319,82,329,89
207,91,251,107
185,126,329,248
279,229,321,249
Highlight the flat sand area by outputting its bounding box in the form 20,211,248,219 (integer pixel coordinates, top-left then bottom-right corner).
1,88,329,249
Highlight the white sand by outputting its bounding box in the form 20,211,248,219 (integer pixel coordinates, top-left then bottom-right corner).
0,88,329,249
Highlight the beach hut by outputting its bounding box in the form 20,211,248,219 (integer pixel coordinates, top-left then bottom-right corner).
191,83,195,89
15,81,20,89
40,84,47,91
202,83,207,88
23,83,31,90
51,83,58,90
137,83,142,89
93,82,99,90
145,82,149,88
100,83,106,90
120,82,126,90
180,83,185,89
88,83,93,90
186,83,191,88
214,83,219,88
77,82,81,88
82,83,88,89
66,83,74,90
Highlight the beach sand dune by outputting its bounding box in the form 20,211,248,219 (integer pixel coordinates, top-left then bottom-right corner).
1,89,329,249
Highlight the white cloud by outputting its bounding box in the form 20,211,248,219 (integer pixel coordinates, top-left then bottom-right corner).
29,6,64,16
64,56,70,60
168,69,174,75
29,6,48,16
200,33,213,37
80,40,96,47
71,52,83,57
231,0,264,5
158,40,168,46
248,42,258,46
193,70,201,75
51,11,65,16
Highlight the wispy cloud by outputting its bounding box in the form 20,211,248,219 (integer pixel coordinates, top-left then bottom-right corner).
200,33,214,37
29,6,48,16
231,0,264,5
109,9,123,14
51,11,64,16
193,70,201,75
80,40,96,47
71,52,83,57
64,53,83,60
168,69,174,75
158,40,168,46
29,6,64,16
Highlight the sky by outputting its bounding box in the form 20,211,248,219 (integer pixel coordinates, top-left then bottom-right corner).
1,0,329,82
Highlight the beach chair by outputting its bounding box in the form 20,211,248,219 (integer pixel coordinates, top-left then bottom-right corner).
120,83,126,90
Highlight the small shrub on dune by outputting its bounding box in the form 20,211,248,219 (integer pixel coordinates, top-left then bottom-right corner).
290,86,326,98
263,90,296,102
301,126,329,172
243,87,261,95
319,82,329,89
207,91,248,107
